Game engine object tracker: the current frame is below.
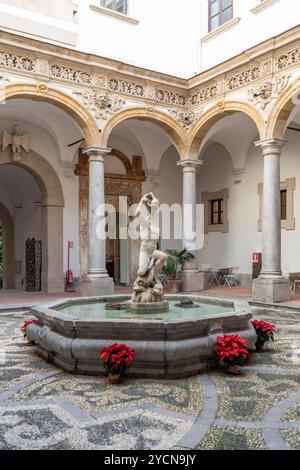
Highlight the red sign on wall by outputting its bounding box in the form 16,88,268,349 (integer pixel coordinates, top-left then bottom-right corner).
253,253,260,263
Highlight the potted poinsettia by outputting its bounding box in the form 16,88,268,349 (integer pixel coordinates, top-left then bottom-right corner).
21,319,38,346
214,334,250,375
252,320,276,352
163,248,195,293
100,343,135,384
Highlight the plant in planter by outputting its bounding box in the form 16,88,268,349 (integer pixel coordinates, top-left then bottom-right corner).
252,320,276,352
163,248,195,293
21,319,38,346
214,334,250,375
100,343,135,384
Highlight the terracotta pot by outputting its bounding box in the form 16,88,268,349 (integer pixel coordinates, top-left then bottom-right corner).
255,340,265,353
166,279,181,293
108,374,122,385
227,364,242,375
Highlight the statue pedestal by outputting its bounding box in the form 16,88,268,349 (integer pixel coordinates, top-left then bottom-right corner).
127,301,169,314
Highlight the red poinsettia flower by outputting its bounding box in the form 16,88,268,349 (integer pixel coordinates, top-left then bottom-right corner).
252,320,276,344
214,334,250,367
100,343,135,377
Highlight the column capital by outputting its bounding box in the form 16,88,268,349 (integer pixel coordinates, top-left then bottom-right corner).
177,159,203,171
83,146,112,161
255,138,287,155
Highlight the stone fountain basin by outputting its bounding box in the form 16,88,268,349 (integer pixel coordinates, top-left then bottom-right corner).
27,295,257,379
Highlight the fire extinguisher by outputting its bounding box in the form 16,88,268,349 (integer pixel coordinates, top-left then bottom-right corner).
66,241,74,286
66,269,73,285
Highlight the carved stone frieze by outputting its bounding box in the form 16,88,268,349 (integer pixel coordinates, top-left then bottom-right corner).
169,109,203,129
80,90,125,120
0,52,35,72
108,78,145,97
155,89,188,107
49,64,92,85
248,75,291,109
276,48,300,71
190,84,219,106
226,65,261,91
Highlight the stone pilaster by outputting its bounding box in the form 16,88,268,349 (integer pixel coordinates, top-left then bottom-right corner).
177,159,204,292
252,138,290,303
81,147,114,296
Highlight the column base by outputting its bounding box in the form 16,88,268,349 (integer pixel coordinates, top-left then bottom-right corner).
81,274,114,297
252,276,291,303
181,270,204,292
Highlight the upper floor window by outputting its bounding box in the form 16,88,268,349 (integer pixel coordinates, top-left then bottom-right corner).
208,0,233,31
101,0,128,15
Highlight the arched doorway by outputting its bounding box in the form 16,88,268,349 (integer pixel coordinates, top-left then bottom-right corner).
0,149,64,292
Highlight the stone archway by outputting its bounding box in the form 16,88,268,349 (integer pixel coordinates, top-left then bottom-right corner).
267,78,300,138
1,83,101,147
101,106,187,157
187,100,266,159
0,149,65,293
0,202,14,289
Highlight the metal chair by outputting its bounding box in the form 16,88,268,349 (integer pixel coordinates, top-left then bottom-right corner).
223,267,239,288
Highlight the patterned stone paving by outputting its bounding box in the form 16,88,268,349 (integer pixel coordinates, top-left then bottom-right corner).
0,306,299,450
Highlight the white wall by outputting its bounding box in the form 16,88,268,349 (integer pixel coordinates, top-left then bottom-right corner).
200,0,300,72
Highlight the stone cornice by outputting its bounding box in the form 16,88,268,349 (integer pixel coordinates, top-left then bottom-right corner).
89,4,139,25
0,24,300,113
251,0,281,15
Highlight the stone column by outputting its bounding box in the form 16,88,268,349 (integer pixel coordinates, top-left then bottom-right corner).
177,159,204,292
81,147,114,296
253,138,290,302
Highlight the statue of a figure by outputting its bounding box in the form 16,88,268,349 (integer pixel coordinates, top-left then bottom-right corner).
132,193,168,304
2,125,30,161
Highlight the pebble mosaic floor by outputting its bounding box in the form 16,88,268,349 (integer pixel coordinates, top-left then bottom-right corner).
0,307,299,450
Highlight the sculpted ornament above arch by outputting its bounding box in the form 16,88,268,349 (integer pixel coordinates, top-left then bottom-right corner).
248,74,291,110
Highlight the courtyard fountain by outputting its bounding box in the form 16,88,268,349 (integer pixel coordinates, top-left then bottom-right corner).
27,193,256,378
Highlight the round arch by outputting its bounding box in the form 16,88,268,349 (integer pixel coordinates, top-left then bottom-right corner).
0,149,65,293
187,101,266,159
101,106,187,157
267,78,300,138
0,202,14,289
1,83,101,147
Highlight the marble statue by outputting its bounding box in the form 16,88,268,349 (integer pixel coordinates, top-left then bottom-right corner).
131,192,168,304
2,125,30,161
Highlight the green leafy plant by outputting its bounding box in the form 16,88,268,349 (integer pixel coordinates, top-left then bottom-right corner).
163,248,195,280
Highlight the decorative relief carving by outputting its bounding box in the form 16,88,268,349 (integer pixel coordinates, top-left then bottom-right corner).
155,89,187,107
2,125,30,161
80,89,125,120
36,83,49,96
215,101,225,113
248,75,291,109
169,109,203,129
95,75,107,88
0,75,9,87
190,84,219,105
108,78,145,97
226,65,261,91
37,59,49,75
0,52,35,72
276,48,300,71
49,64,92,85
